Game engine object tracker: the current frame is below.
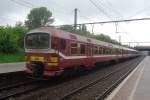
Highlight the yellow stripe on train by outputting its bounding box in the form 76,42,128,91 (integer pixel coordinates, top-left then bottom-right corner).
50,57,58,62
30,56,44,62
48,63,58,66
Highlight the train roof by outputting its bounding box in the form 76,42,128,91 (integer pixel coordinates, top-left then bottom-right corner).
28,26,137,52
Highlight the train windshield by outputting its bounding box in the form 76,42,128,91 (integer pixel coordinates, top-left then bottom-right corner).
25,33,50,49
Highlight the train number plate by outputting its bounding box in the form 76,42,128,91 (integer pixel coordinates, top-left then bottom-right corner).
30,56,44,62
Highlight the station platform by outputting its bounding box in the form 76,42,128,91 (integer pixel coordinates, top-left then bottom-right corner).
106,56,150,100
0,62,25,74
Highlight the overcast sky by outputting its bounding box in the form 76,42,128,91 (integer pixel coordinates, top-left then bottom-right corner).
1,0,150,46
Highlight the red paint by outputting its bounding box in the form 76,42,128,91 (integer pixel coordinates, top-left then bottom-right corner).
25,27,138,77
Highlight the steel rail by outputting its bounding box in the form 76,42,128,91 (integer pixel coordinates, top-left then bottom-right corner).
58,57,142,100
0,80,40,99
0,80,36,91
95,57,142,100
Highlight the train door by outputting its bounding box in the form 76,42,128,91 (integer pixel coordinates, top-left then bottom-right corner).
86,44,94,67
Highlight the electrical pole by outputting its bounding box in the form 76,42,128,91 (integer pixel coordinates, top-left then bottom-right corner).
115,22,118,33
74,8,78,30
91,24,94,35
115,22,121,44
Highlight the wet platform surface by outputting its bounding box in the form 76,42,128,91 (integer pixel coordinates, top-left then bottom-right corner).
106,56,150,100
0,62,25,73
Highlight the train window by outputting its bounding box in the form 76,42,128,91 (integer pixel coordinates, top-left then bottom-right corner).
99,47,103,54
118,49,121,54
117,49,121,54
108,49,110,54
94,46,98,54
103,48,106,54
112,49,115,54
80,44,85,54
106,49,109,55
108,48,112,54
25,33,49,49
60,39,66,49
104,48,109,54
71,43,78,55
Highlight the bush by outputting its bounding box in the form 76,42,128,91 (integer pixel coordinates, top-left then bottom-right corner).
0,28,17,54
0,25,27,54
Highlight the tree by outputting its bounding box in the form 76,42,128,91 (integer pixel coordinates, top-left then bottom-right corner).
59,25,91,36
25,7,54,30
59,25,74,32
13,23,28,48
59,25,120,45
93,34,120,44
0,27,18,54
79,24,87,31
0,23,28,54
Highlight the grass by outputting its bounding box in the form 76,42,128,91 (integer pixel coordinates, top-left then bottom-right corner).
0,48,25,63
0,54,25,63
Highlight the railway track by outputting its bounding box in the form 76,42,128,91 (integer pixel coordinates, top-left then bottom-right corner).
95,60,138,100
0,58,143,100
12,56,144,100
0,71,45,100
0,71,30,89
0,72,64,100
0,79,41,100
57,57,143,100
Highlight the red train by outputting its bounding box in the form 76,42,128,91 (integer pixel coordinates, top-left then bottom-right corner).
24,26,138,78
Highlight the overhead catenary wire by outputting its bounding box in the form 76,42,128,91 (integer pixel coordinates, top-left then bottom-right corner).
98,0,135,44
9,0,74,25
96,0,122,20
56,17,150,26
19,0,35,7
78,10,94,22
127,4,150,19
9,0,33,8
88,0,113,20
101,0,124,19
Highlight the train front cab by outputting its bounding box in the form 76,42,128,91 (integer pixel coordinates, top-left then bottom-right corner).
24,32,62,78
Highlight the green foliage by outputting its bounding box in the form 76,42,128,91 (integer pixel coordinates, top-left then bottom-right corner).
13,22,28,47
93,34,120,45
59,25,74,32
59,25,120,44
79,24,87,31
0,27,17,54
25,7,54,30
59,25,91,37
0,53,25,63
0,24,27,54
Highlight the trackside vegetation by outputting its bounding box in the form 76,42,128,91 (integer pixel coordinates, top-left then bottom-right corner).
59,25,120,45
0,7,120,63
0,24,27,63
